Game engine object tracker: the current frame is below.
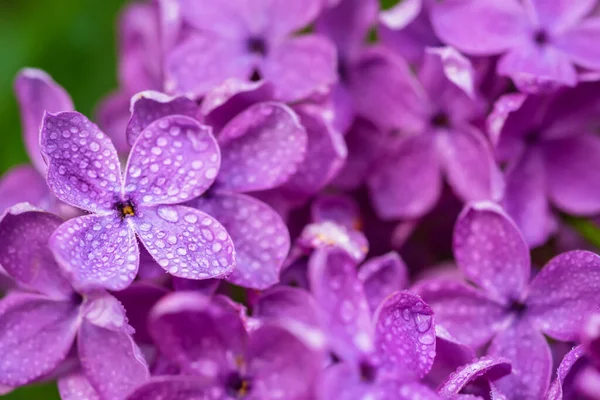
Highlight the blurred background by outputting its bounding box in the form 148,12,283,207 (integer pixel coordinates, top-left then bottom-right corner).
0,0,397,398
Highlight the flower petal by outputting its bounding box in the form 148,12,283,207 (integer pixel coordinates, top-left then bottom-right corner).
543,134,600,215
248,324,322,400
298,221,369,263
164,35,252,98
40,112,123,213
453,202,530,303
0,292,79,386
373,291,436,381
125,115,220,206
134,205,235,280
191,192,288,289
262,0,323,38
126,91,198,147
78,320,149,400
50,214,139,291
430,0,528,55
438,356,512,397
263,35,337,102
216,102,307,192
555,18,600,71
95,91,132,154
426,326,476,388
367,135,442,220
545,345,585,400
14,68,74,174
0,204,73,298
58,372,101,400
125,376,220,400
414,279,508,349
358,252,409,312
527,0,596,32
487,322,552,400
311,193,361,229
527,250,600,341
308,247,373,361
0,166,50,214
148,292,247,375
254,286,323,331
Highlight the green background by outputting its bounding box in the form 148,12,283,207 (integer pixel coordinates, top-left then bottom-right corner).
0,0,400,398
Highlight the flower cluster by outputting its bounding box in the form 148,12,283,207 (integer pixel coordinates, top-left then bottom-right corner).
2,0,600,399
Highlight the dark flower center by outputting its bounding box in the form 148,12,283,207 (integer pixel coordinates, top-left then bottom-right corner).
524,130,541,145
225,372,252,398
116,200,136,219
337,57,349,83
510,300,527,315
533,29,549,46
359,361,377,383
249,69,263,82
431,112,450,129
247,37,268,56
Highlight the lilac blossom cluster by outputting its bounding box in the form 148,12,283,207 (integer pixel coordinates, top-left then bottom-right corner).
2,0,600,399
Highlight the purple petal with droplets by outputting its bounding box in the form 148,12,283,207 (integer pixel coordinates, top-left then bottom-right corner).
0,165,50,214
126,91,198,147
40,112,123,213
358,252,409,312
309,247,373,361
125,115,220,206
414,279,509,349
58,372,101,400
0,204,73,298
527,250,600,341
453,202,530,303
373,291,436,381
425,326,476,388
14,68,74,174
192,192,288,289
0,292,79,386
438,356,511,397
546,345,585,400
216,102,307,193
134,204,235,280
50,214,139,291
125,376,219,400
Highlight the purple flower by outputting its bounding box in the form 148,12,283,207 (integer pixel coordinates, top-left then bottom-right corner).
416,202,600,399
488,83,600,247
161,0,337,102
127,91,307,289
0,69,74,215
351,46,502,219
0,204,148,399
125,292,323,400
40,110,236,291
430,0,600,92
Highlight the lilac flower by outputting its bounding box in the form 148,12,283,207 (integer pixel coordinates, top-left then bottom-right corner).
127,91,307,289
161,0,337,102
0,204,148,399
351,46,502,219
416,202,600,399
40,110,236,291
430,0,600,92
488,82,600,247
125,292,323,400
0,69,74,214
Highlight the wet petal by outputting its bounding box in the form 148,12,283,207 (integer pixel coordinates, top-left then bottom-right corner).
527,250,600,341
50,214,139,291
217,102,307,192
453,202,530,303
192,192,288,289
148,292,247,375
308,247,373,361
125,376,220,400
78,319,149,400
248,324,322,400
438,356,512,397
488,322,552,400
430,0,528,55
14,68,74,174
0,292,79,386
358,252,409,312
368,135,442,220
134,205,235,280
126,91,198,147
545,345,585,400
414,279,508,349
0,204,73,298
263,35,337,102
125,115,220,206
40,112,123,213
58,372,101,400
425,326,476,388
373,291,436,380
0,165,50,214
